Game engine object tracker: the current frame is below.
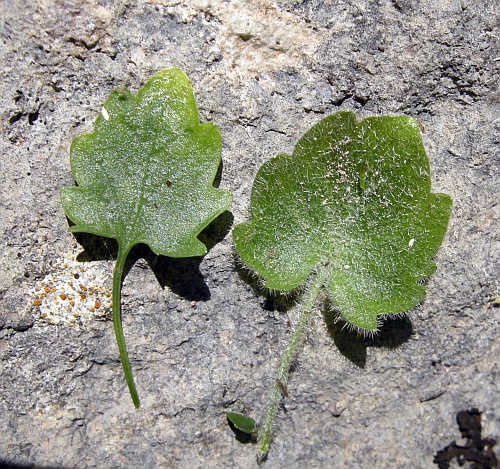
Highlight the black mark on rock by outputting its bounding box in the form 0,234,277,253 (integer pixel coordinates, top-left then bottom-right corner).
434,408,498,469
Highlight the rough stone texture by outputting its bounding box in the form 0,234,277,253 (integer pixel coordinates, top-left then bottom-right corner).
0,0,499,468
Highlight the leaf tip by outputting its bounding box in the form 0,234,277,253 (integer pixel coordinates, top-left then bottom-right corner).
226,412,258,434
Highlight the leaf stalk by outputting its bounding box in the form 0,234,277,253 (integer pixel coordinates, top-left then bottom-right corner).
258,264,330,459
112,244,140,407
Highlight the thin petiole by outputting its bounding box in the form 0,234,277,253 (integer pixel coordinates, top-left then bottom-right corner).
258,264,330,460
112,243,140,407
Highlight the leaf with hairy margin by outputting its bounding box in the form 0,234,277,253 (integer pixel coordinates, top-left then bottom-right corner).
233,111,451,331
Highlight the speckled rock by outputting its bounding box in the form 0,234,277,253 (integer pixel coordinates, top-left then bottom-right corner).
0,1,499,468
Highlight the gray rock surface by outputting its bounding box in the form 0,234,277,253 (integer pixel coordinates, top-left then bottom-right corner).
1,0,499,468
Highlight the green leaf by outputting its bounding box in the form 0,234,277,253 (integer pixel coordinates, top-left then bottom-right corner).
233,111,452,331
232,111,452,457
226,412,258,434
60,68,232,406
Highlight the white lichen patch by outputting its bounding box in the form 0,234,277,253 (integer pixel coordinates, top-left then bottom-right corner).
31,242,113,326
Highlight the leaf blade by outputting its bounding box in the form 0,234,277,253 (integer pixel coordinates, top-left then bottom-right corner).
233,111,451,331
226,412,258,434
61,68,232,258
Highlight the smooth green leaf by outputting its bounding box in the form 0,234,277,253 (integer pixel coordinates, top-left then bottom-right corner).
62,68,232,258
233,110,452,331
226,412,258,434
60,68,232,406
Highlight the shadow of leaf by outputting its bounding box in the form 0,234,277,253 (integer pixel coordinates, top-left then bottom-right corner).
227,416,258,444
73,232,118,262
234,258,301,314
323,304,413,368
71,210,233,303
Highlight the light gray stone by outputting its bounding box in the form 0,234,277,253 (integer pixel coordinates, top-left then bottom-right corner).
0,0,499,468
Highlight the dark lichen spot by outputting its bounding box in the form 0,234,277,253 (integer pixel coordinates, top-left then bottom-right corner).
434,408,498,469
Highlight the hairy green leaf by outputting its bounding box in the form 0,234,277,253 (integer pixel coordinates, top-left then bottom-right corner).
233,111,451,331
61,68,232,406
232,111,452,456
